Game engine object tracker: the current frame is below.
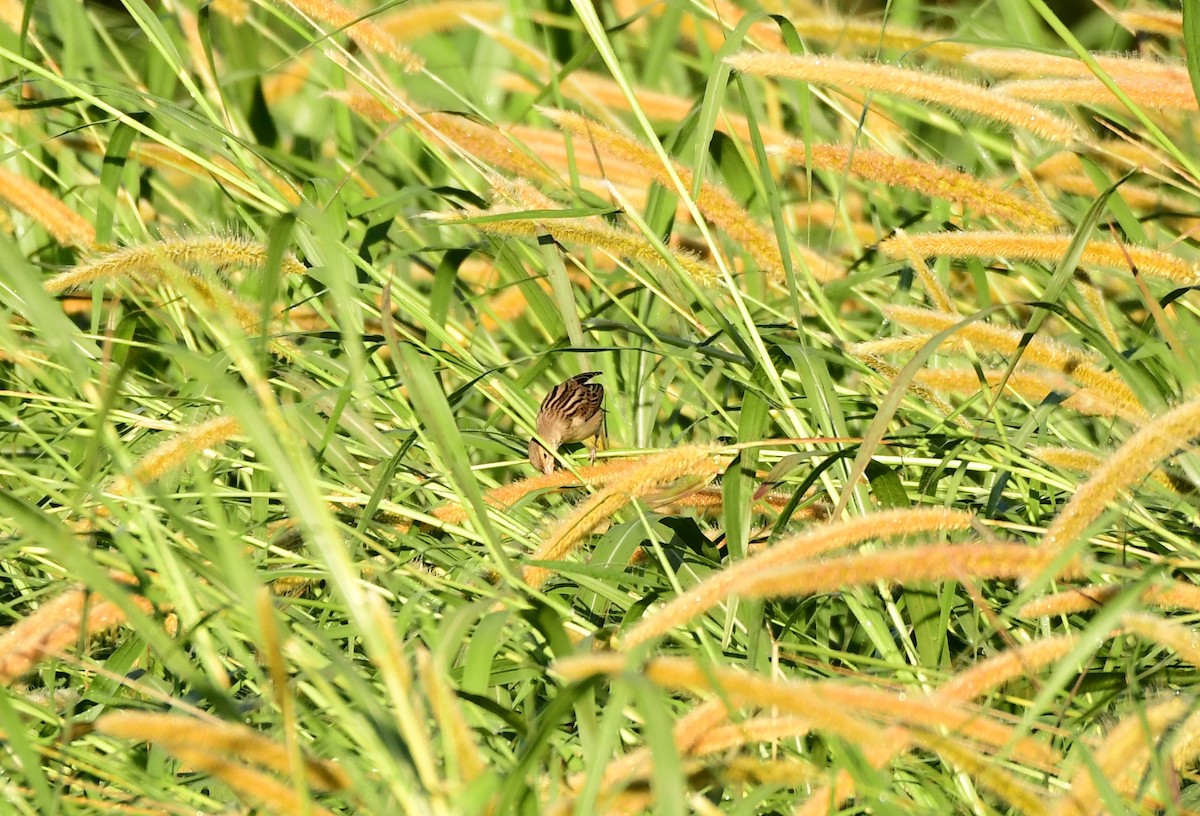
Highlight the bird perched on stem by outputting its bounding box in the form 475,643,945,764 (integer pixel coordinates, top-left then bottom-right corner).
528,371,604,474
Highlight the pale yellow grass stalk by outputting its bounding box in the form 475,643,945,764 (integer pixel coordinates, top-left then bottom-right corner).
105,415,242,502
913,367,1148,425
426,206,717,284
96,711,349,791
0,165,95,248
997,77,1197,112
0,580,153,685
738,542,1084,601
781,144,1059,230
415,649,486,784
1074,274,1122,349
380,0,503,40
1043,398,1200,555
878,230,1198,285
44,236,306,294
523,446,726,588
277,0,422,71
1116,9,1182,36
541,108,840,282
886,229,955,311
1056,696,1191,815
621,508,974,647
726,53,1080,143
882,305,1146,421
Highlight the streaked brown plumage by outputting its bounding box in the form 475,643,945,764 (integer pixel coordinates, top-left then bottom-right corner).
528,371,605,474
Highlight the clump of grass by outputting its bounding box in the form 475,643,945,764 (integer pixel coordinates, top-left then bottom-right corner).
5,1,1200,813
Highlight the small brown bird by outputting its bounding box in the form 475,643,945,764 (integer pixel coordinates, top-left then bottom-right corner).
528,371,605,474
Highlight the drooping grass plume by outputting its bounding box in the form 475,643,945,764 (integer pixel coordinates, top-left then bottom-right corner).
1018,581,1200,618
726,53,1081,143
64,138,305,207
95,711,350,792
0,579,153,686
212,0,249,23
44,235,306,295
0,164,96,249
428,454,800,532
1116,9,1183,36
802,632,1084,814
1121,611,1200,671
850,349,968,426
780,143,1060,230
784,16,972,61
968,49,1189,83
735,541,1085,601
379,0,504,41
105,414,243,502
425,203,718,285
1043,398,1200,556
1032,446,1178,490
620,0,970,62
522,446,726,589
555,654,1062,768
415,648,486,785
276,0,422,71
621,507,975,646
878,230,1199,285
879,305,1147,422
540,107,841,282
499,70,792,147
997,77,1198,112
1055,696,1196,815
96,712,343,816
880,228,962,314
912,367,1149,424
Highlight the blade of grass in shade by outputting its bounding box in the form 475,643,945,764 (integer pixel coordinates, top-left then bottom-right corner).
1186,0,1200,110
395,344,514,582
630,677,687,816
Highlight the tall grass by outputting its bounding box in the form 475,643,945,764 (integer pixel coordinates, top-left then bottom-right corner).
2,0,1200,813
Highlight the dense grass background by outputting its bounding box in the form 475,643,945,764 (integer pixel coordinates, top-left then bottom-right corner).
3,0,1200,813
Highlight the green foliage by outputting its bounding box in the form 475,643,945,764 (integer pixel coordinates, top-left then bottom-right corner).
2,0,1199,813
